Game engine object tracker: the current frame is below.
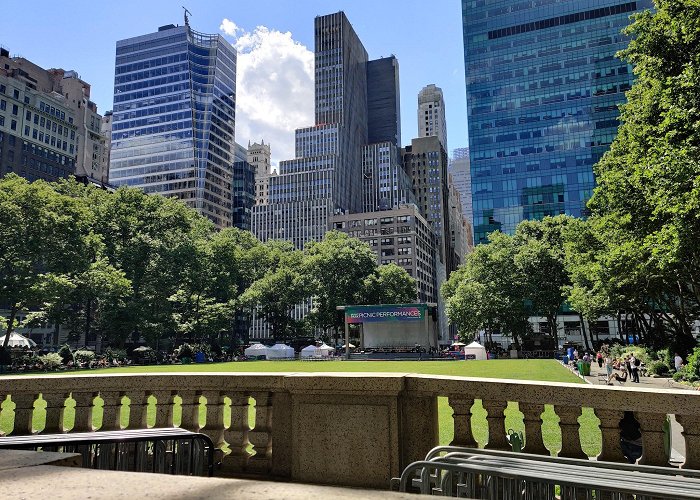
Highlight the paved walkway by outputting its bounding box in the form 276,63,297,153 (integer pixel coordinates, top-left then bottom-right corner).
581,362,696,463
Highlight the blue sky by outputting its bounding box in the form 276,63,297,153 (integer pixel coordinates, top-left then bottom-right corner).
2,0,468,164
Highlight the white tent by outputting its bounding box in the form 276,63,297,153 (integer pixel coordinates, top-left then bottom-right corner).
266,343,295,360
300,345,317,358
244,343,269,359
300,343,334,359
464,341,487,361
317,343,333,356
7,332,36,348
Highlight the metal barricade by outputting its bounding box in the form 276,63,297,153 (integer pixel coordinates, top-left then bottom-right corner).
0,428,215,476
393,446,700,499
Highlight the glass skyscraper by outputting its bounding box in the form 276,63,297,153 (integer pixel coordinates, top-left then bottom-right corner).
463,0,652,243
110,22,237,228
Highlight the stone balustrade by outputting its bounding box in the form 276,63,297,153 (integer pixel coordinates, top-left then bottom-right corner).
1,372,699,488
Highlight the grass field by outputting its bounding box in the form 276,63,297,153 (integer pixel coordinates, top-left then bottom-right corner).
0,359,602,456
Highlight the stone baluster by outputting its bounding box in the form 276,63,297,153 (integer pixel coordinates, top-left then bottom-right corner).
151,390,175,428
675,414,700,470
637,412,669,466
224,393,251,470
519,403,548,455
42,392,68,434
11,393,38,435
448,396,477,448
248,391,273,472
70,392,95,433
482,400,510,450
199,390,227,449
123,391,150,430
99,392,123,431
595,409,626,463
554,405,587,459
178,390,202,431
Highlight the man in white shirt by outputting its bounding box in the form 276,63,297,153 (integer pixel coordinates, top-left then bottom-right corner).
675,353,684,372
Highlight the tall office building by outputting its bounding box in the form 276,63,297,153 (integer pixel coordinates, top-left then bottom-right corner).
367,56,401,147
252,12,370,249
361,142,415,212
463,0,653,243
110,20,237,228
402,136,454,271
417,84,447,152
448,146,473,238
0,48,109,184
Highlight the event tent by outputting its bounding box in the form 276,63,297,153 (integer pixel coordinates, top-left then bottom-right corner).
244,343,269,359
266,343,295,359
300,343,334,359
6,332,36,348
464,341,487,360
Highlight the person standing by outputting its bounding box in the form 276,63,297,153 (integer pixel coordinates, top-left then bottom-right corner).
605,355,613,380
625,356,633,379
597,352,603,368
630,354,640,383
674,353,684,372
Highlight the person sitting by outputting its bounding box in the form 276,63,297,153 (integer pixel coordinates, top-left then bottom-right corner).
608,370,628,385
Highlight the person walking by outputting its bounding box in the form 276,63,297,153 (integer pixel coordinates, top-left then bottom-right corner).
597,352,603,368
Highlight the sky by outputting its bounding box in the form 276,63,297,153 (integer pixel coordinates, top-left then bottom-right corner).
1,0,468,166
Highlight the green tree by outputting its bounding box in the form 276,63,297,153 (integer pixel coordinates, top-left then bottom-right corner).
442,231,531,345
0,175,90,348
361,263,417,305
569,0,700,353
241,247,308,341
514,216,573,344
304,231,378,343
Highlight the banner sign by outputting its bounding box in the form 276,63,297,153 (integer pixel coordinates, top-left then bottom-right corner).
345,304,426,324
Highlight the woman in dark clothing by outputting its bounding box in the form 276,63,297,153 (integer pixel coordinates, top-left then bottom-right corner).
619,411,643,463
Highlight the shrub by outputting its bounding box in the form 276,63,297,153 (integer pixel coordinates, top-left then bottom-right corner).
104,348,127,362
58,344,73,364
73,350,95,364
191,343,212,358
39,352,63,370
177,343,193,359
683,347,700,382
610,345,652,365
646,360,668,376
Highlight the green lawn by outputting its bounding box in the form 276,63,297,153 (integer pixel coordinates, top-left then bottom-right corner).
0,359,602,456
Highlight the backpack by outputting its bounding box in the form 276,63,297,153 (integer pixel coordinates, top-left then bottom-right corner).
634,358,641,367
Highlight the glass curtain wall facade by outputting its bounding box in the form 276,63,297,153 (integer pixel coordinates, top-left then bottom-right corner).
110,24,236,228
463,0,652,243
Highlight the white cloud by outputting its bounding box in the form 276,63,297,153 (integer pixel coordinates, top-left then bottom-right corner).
219,19,241,37
220,22,314,166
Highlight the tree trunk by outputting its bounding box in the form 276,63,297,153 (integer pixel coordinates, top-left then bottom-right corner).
579,314,590,351
85,298,92,345
2,303,18,349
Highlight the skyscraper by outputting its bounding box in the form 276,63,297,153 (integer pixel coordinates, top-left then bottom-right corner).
110,20,237,228
449,147,473,239
252,11,370,249
417,84,448,152
367,56,401,147
462,0,653,243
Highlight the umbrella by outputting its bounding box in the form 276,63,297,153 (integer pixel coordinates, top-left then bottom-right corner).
451,341,466,347
7,332,36,348
341,343,356,349
133,346,153,352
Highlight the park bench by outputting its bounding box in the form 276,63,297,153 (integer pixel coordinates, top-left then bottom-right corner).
0,427,215,477
393,446,700,499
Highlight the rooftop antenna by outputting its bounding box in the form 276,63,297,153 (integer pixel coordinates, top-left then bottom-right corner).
182,6,192,26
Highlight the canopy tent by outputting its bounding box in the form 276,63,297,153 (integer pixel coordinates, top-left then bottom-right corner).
464,341,487,361
244,343,269,358
300,343,333,359
6,332,36,348
266,343,295,360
